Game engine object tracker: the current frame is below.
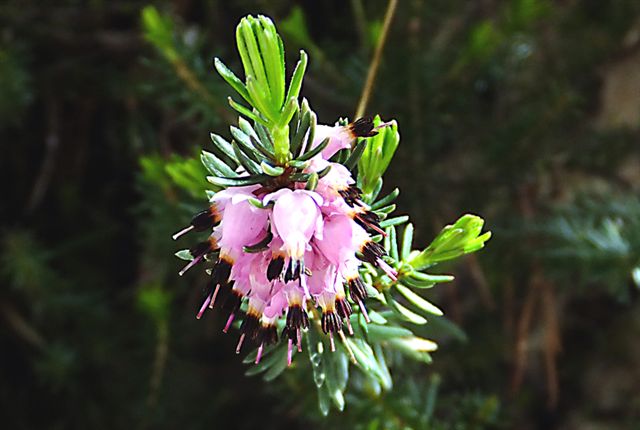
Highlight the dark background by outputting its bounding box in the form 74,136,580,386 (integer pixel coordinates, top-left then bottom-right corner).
1,0,640,429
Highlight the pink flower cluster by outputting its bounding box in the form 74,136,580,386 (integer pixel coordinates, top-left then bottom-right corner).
174,119,397,365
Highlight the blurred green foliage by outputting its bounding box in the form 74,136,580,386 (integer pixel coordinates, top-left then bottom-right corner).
2,0,640,429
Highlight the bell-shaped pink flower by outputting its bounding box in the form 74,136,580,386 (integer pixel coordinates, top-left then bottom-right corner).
306,158,356,204
218,196,269,261
312,118,379,159
314,214,357,266
267,189,323,260
314,124,353,159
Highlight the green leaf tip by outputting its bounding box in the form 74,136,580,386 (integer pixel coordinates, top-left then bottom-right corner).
213,15,311,165
357,116,400,199
409,214,492,270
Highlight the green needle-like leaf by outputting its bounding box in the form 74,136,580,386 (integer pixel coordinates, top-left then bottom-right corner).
290,109,311,156
209,133,238,162
213,57,252,105
323,351,346,410
232,142,262,174
279,96,299,127
380,215,409,228
401,224,414,260
246,75,278,122
305,172,318,190
297,136,329,161
260,161,284,176
396,284,444,316
230,126,262,163
390,298,427,325
254,122,275,152
358,117,399,198
228,97,269,127
255,17,284,109
201,151,238,178
388,337,436,363
239,18,269,96
344,139,367,171
410,214,491,270
375,204,397,216
306,327,326,388
410,271,454,283
386,226,399,261
366,324,413,342
207,174,269,187
245,345,287,378
373,344,393,391
318,384,331,416
263,349,289,381
285,50,308,105
370,188,400,210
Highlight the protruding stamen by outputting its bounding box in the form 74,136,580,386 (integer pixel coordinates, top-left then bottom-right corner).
329,332,336,352
338,330,357,363
348,277,368,303
322,310,343,334
336,297,352,320
365,220,387,236
179,255,202,276
196,293,212,319
360,240,387,266
235,333,245,354
345,318,354,335
172,225,194,240
286,304,309,333
223,313,235,333
255,343,264,364
296,328,302,352
358,300,371,323
209,284,221,308
287,339,294,366
377,258,398,281
372,120,393,132
355,213,387,236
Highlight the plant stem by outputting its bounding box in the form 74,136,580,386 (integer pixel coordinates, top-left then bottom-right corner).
354,0,398,119
272,124,291,165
